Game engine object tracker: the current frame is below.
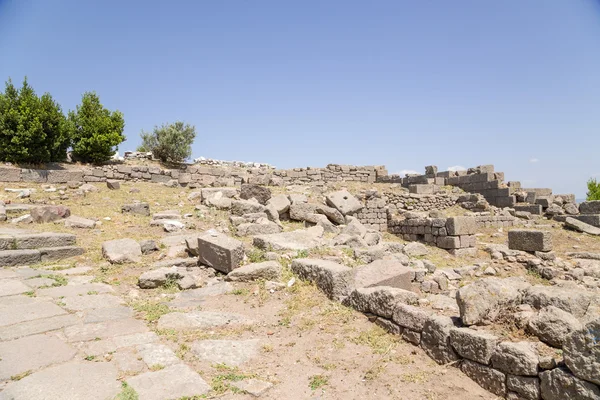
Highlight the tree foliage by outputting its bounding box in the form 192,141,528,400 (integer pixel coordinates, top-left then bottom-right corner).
587,178,600,201
139,121,196,163
68,92,125,164
0,78,69,163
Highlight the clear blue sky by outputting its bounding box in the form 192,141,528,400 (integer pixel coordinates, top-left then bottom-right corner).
1,0,599,197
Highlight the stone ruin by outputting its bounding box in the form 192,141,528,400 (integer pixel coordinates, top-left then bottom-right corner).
0,160,599,400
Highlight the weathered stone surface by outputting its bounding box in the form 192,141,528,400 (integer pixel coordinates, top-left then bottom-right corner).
138,266,185,289
460,359,507,397
342,218,367,237
540,367,600,400
240,184,271,205
0,279,32,297
316,204,345,225
506,375,540,400
0,362,121,400
13,232,76,249
491,341,539,376
61,294,124,311
528,305,582,348
403,242,429,257
140,239,159,254
253,226,324,251
563,317,600,385
40,246,85,262
0,314,79,340
82,306,133,323
392,303,431,331
81,332,159,355
64,215,96,229
231,378,273,397
353,259,414,290
0,249,41,266
291,258,354,301
37,283,113,298
580,200,600,214
110,349,145,374
449,327,499,364
266,194,291,215
523,285,593,318
136,343,180,367
289,202,319,222
446,216,477,235
225,261,282,282
420,315,460,364
121,202,150,216
326,189,363,215
106,180,120,189
0,300,67,327
197,230,244,273
456,277,530,326
190,339,260,366
565,216,600,236
101,238,142,263
63,318,148,342
0,334,77,380
508,229,553,252
30,205,71,223
127,364,210,400
157,311,252,330
201,187,238,204
343,286,418,318
236,221,282,236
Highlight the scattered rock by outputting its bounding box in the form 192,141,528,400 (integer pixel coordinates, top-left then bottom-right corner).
240,184,271,205
197,230,244,273
403,242,429,257
121,202,150,216
64,215,96,229
30,205,71,223
225,261,282,282
528,306,582,348
102,238,142,264
326,189,363,215
291,258,354,301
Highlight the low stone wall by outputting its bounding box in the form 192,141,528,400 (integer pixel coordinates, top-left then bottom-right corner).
388,215,477,255
474,214,516,228
385,191,458,213
354,198,387,232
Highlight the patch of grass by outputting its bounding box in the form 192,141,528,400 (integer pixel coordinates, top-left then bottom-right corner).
176,343,190,359
246,248,267,263
11,370,32,381
319,302,355,324
24,291,36,297
262,344,274,353
160,278,181,294
87,290,99,295
115,381,139,400
401,371,429,384
308,374,328,390
210,365,255,395
352,326,399,354
84,355,96,361
132,300,171,322
231,288,250,296
150,364,165,371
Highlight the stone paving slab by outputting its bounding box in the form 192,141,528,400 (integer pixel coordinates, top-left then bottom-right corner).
136,343,181,368
0,270,19,279
111,349,145,375
53,266,93,275
0,301,67,327
168,282,233,309
63,318,148,342
12,267,54,279
37,283,113,298
0,362,121,400
0,280,31,297
81,306,133,324
0,314,79,341
22,277,56,288
190,339,261,366
0,294,41,308
61,294,124,311
157,311,253,330
80,331,159,356
127,363,210,400
0,334,77,380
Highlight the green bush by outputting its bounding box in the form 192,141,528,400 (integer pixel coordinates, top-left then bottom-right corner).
68,92,125,164
0,78,69,163
587,178,600,201
139,121,195,163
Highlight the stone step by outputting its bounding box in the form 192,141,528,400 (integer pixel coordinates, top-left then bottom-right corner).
0,232,77,250
0,246,85,267
5,204,35,215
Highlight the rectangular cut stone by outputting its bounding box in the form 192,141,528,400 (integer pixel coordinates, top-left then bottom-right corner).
0,167,21,182
47,170,84,183
573,214,600,228
0,301,67,327
446,216,477,235
197,231,244,273
21,169,48,182
514,204,543,215
450,327,499,364
437,236,460,249
461,359,506,397
392,303,431,331
508,229,552,252
0,249,41,266
409,184,436,194
14,232,76,249
291,258,354,301
353,260,414,290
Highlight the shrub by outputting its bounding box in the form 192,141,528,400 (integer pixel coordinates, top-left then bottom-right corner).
68,92,125,164
139,121,196,163
0,77,69,163
587,178,600,201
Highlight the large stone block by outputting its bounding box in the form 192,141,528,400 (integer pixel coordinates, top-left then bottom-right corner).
579,200,600,214
392,303,431,331
325,190,363,215
540,367,600,400
449,327,499,364
291,258,354,301
102,238,142,264
420,315,460,364
240,184,271,205
514,204,543,215
353,259,414,290
342,286,418,319
506,375,540,400
14,233,76,249
573,214,600,228
47,169,84,183
446,216,477,235
0,249,41,266
197,231,244,273
563,317,600,386
0,167,21,182
21,169,48,182
460,359,506,397
508,229,552,252
30,205,71,223
491,341,539,376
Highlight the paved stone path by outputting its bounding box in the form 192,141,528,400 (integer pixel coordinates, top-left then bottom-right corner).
0,266,217,400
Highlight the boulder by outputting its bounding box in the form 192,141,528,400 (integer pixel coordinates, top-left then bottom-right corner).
528,306,582,348
200,187,238,204
30,205,71,223
225,261,282,282
325,190,363,215
231,199,266,216
139,240,159,255
266,194,290,215
240,184,271,205
106,180,120,190
64,215,96,229
316,204,345,225
523,285,593,318
456,277,530,326
342,219,367,238
121,202,150,216
403,242,429,257
197,231,244,273
138,266,185,289
342,286,418,319
288,194,307,204
563,317,600,385
102,238,142,264
289,203,318,222
290,258,354,301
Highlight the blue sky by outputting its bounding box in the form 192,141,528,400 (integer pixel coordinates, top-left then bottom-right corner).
1,0,599,197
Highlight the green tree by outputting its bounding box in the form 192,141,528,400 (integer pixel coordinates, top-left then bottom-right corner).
0,77,69,163
587,178,600,201
139,121,196,163
68,92,125,164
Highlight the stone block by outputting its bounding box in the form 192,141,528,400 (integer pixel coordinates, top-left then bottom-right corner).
460,359,506,397
437,236,460,249
449,327,499,364
291,258,354,301
47,170,84,183
0,249,41,266
420,315,460,364
342,286,418,319
409,184,435,194
573,214,600,228
514,204,543,215
0,167,21,182
540,367,600,400
491,341,539,376
353,260,414,290
325,189,363,215
21,169,48,182
392,303,431,331
197,231,244,273
446,216,477,235
508,229,552,252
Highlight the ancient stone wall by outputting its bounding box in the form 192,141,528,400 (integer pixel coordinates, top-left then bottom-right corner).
385,191,458,213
